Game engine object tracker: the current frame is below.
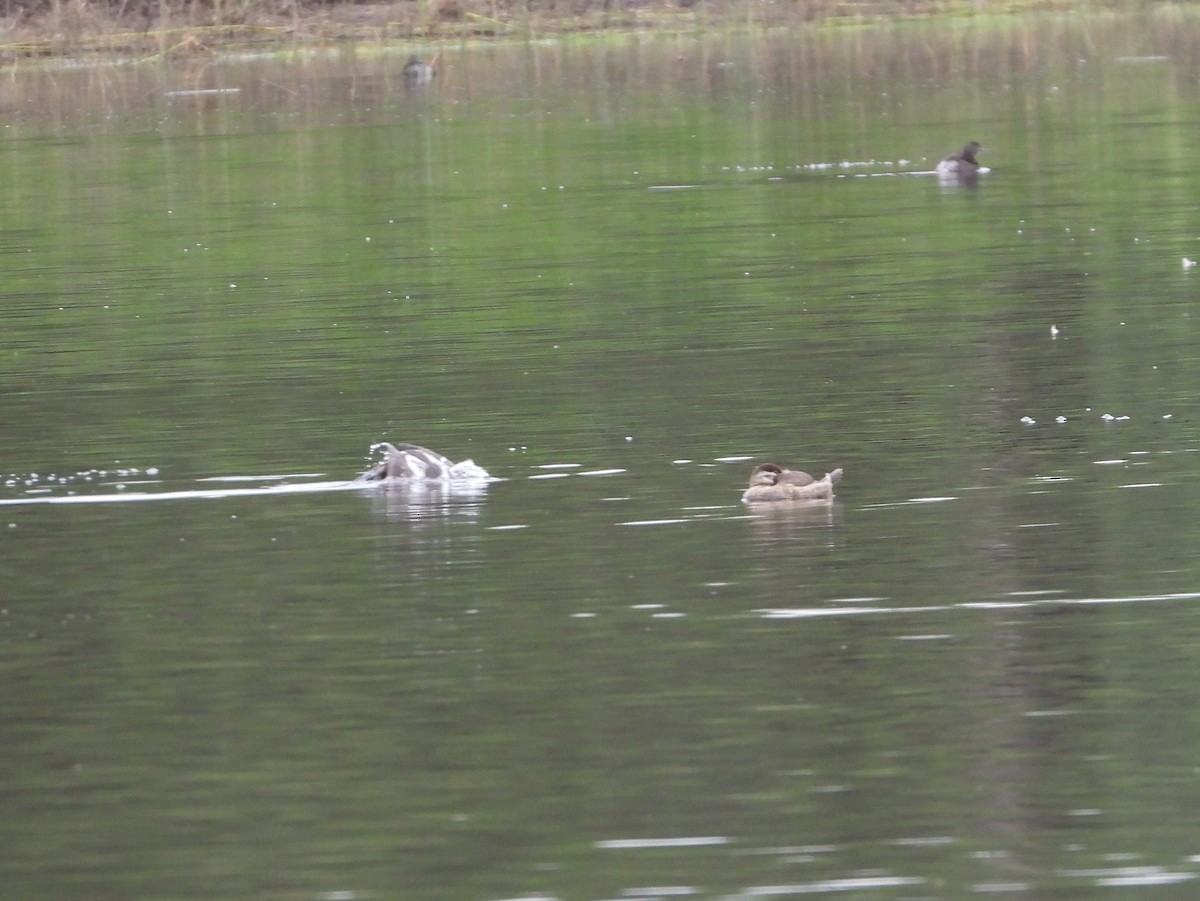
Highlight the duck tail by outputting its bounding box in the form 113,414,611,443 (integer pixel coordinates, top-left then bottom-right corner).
827,468,844,485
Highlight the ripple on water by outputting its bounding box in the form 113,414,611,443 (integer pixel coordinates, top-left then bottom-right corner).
198,473,325,482
524,467,628,479
596,836,730,849
1060,867,1197,887
757,592,1200,620
733,876,926,894
3,465,161,492
858,496,957,510
971,882,1032,893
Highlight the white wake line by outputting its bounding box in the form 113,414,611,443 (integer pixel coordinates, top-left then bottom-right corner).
0,480,364,506
758,592,1200,619
0,474,509,506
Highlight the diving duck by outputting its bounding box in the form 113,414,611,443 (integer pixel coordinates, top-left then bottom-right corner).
403,56,435,83
355,443,490,482
741,462,843,503
935,141,982,180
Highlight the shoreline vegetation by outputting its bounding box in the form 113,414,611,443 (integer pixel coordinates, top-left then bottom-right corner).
0,0,1193,63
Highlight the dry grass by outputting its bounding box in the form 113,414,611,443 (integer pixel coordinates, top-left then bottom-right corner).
0,0,1186,61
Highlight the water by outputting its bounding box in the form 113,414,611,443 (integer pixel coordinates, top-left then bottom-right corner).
6,17,1200,899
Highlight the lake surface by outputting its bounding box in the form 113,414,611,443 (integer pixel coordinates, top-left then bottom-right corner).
6,14,1200,899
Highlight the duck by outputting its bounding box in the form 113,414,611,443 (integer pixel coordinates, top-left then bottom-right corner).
403,56,435,83
355,443,490,482
935,141,982,180
741,462,843,503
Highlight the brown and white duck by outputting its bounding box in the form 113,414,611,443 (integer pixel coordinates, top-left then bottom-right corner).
741,462,843,503
355,443,490,482
935,141,983,180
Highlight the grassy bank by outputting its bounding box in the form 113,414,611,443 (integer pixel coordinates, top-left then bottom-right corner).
0,0,1179,62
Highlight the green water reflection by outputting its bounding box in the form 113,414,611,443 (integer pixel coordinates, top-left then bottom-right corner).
6,17,1200,900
